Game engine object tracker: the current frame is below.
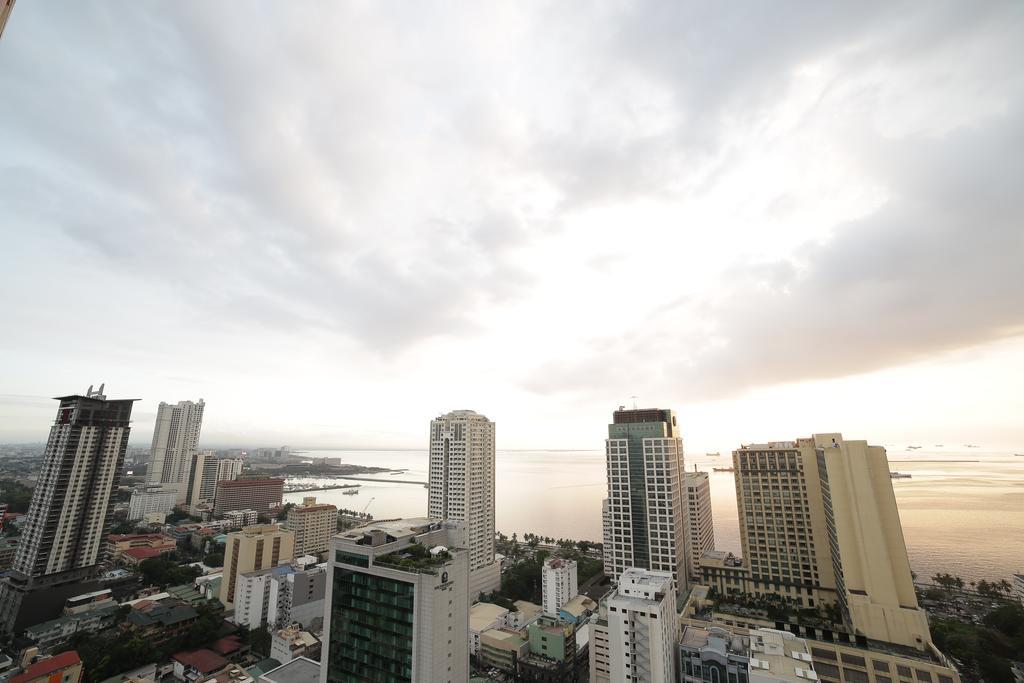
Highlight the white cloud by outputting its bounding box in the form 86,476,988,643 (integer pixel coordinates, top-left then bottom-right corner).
1,1,1022,448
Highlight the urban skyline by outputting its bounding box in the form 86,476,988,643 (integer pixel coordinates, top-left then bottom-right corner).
1,2,1021,681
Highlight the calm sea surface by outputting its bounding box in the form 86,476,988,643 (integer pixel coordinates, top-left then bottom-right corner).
284,448,1024,584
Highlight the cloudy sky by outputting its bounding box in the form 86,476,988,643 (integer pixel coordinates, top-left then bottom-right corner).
1,2,1022,451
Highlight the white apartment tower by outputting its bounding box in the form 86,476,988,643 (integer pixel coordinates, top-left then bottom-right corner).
0,386,136,634
542,556,579,616
683,471,715,581
606,568,677,683
148,398,205,502
602,407,689,593
428,410,500,598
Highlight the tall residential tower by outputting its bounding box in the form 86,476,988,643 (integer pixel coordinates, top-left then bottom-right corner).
427,410,500,598
147,398,205,502
0,386,136,633
601,407,688,592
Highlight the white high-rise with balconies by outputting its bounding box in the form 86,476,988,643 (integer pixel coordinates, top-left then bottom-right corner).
542,556,578,616
147,398,205,503
683,470,715,581
428,410,500,599
605,568,677,683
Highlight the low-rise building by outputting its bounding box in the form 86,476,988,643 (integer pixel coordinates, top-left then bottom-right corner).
558,594,597,625
24,605,118,654
256,657,319,683
10,651,83,683
479,629,529,674
224,510,259,528
122,545,176,567
171,649,228,682
128,488,177,521
124,599,199,647
269,624,319,664
107,534,177,563
510,600,544,629
470,602,510,656
0,536,19,570
520,615,586,682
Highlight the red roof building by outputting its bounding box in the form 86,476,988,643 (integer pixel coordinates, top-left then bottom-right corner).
10,651,83,683
172,649,228,678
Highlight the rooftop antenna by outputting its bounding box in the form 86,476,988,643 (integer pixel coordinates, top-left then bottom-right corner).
630,395,639,409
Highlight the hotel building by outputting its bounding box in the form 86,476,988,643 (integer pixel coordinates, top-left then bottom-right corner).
731,435,931,650
322,518,469,683
214,478,285,517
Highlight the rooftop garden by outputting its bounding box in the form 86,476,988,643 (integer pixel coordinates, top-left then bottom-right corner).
375,542,451,574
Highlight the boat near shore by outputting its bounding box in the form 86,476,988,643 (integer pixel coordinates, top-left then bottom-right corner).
890,472,912,479
713,467,735,472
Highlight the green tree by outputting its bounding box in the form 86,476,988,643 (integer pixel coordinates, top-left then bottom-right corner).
276,503,296,521
203,552,224,567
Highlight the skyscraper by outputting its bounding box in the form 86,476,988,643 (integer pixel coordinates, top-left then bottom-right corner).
427,410,500,598
683,471,715,581
147,398,205,502
0,386,136,634
733,434,931,650
601,407,688,592
324,518,470,683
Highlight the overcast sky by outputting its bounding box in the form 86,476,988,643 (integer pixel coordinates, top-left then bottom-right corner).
1,2,1023,451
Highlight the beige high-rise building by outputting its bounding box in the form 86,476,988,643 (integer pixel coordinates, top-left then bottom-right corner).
147,399,205,503
683,471,715,581
284,497,337,557
220,525,295,610
734,434,930,650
